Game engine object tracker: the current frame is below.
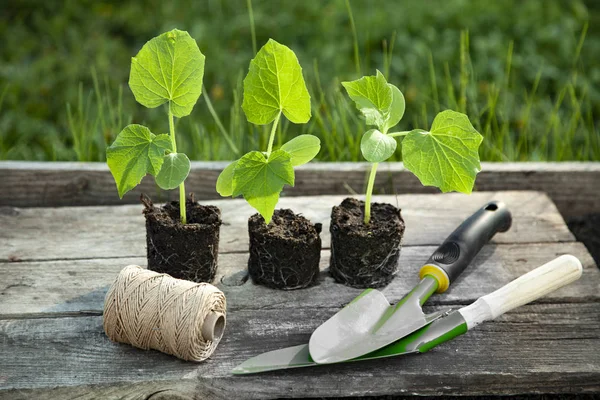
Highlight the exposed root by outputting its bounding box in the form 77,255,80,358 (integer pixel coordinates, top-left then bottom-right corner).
140,193,154,210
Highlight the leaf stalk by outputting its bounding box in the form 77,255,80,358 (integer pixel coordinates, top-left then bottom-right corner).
266,111,281,157
387,131,411,138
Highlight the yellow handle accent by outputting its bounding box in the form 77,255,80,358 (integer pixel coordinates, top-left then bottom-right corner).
419,264,450,293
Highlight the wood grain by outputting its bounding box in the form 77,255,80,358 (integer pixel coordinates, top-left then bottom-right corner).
0,380,197,400
0,242,597,318
1,303,599,398
0,191,574,262
1,161,599,218
0,191,597,398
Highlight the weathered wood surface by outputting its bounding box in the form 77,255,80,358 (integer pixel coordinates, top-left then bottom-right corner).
1,161,599,218
1,243,597,318
2,303,600,399
0,191,574,262
0,192,598,399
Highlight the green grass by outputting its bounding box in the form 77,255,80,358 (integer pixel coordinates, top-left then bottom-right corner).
1,0,598,162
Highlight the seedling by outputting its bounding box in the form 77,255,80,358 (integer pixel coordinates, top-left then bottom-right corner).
106,29,206,224
216,39,320,223
342,70,483,223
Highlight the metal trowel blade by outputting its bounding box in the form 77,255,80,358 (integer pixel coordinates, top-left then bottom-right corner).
232,332,425,375
232,344,315,375
309,278,442,364
231,342,420,375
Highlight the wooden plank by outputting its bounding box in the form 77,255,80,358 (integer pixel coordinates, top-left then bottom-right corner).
1,303,599,397
1,242,596,318
0,191,575,262
1,161,599,218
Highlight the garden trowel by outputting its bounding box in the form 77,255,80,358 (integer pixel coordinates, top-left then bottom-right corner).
309,200,512,364
232,254,583,374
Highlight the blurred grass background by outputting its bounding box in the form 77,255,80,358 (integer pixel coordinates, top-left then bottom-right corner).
1,0,598,162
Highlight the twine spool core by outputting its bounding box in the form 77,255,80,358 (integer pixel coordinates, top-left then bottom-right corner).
103,265,227,362
202,311,225,341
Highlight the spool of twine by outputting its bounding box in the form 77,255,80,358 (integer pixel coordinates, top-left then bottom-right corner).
103,265,226,362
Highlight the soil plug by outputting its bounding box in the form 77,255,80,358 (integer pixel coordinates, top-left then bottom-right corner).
105,29,222,282
333,70,483,288
248,210,322,289
142,194,220,282
216,39,322,290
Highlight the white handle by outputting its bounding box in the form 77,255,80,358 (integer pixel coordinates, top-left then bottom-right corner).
459,255,583,329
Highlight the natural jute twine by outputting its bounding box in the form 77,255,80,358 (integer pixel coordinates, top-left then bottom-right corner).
103,265,226,362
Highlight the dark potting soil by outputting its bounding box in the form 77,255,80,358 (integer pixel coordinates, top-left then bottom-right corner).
248,209,322,290
330,197,405,288
143,195,221,283
567,213,600,267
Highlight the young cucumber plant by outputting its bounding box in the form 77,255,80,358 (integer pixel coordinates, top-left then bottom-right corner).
343,70,483,224
216,39,320,224
106,29,205,224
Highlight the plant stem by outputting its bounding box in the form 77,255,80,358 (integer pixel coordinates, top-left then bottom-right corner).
168,104,187,224
265,111,281,157
364,162,378,224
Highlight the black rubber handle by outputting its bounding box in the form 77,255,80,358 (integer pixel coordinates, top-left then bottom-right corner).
424,201,512,285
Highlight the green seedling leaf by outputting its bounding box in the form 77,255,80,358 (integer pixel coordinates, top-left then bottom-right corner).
402,110,483,194
242,39,311,125
280,134,321,166
129,29,205,118
342,70,392,130
382,84,405,132
220,39,315,223
216,160,238,197
106,124,172,198
361,129,397,163
155,152,191,190
232,149,294,223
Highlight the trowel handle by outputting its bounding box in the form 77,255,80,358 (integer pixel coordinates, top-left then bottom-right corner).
419,201,512,293
412,255,582,354
458,255,583,330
